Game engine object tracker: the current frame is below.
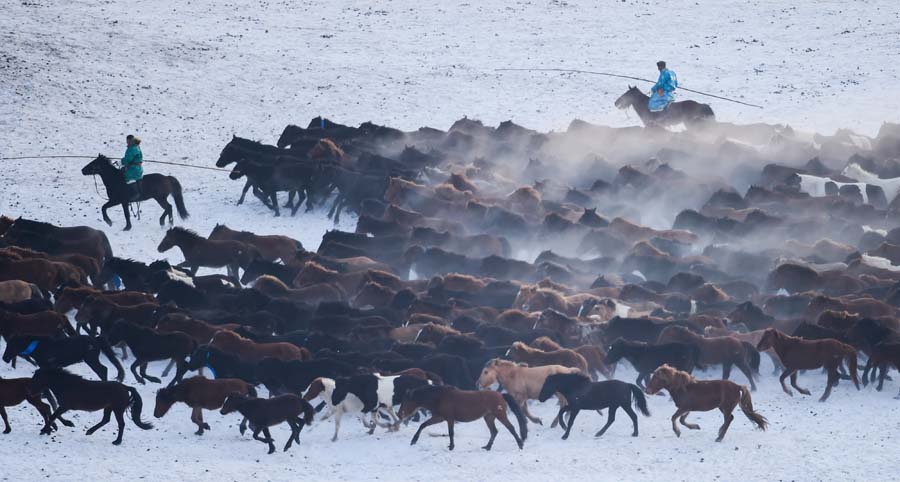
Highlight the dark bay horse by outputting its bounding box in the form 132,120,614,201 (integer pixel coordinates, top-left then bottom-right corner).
614,86,715,128
82,155,189,231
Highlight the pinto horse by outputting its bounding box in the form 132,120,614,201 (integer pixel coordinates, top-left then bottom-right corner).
157,227,260,278
81,155,189,231
646,365,767,442
398,385,526,451
614,86,715,127
756,328,859,402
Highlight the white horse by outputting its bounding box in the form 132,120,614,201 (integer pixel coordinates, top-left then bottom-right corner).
795,173,871,203
842,163,900,200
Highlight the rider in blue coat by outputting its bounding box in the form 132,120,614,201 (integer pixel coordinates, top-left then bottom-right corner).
648,61,677,112
121,134,144,200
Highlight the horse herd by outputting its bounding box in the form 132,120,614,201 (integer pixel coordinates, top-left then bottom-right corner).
2,117,900,454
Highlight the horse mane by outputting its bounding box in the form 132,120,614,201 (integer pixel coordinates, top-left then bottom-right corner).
36,367,84,384
251,275,290,294
651,364,695,391
109,257,149,270
230,136,283,154
166,226,202,240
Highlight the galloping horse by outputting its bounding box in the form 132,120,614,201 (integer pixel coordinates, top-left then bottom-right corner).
614,86,715,128
82,155,189,231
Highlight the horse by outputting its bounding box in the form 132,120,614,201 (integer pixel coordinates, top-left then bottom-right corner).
209,330,311,363
605,340,700,389
208,224,302,262
250,274,346,305
530,336,613,380
0,280,43,304
174,346,259,385
0,257,84,293
154,376,256,435
537,373,649,440
397,385,526,451
328,374,433,436
657,325,759,390
2,217,113,267
30,368,153,444
646,365,767,442
220,393,315,454
506,341,589,374
73,295,158,334
81,155,189,231
53,286,155,314
2,335,125,381
0,309,75,340
0,376,54,434
157,227,260,278
477,358,580,427
614,86,715,127
303,377,374,442
105,321,195,385
756,328,859,401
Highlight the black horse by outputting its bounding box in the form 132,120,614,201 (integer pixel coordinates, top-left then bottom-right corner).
614,86,715,127
2,335,125,382
81,155,189,231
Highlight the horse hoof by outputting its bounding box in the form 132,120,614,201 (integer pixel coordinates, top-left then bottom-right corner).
62,420,75,428
3,429,10,434
112,440,122,446
123,226,131,232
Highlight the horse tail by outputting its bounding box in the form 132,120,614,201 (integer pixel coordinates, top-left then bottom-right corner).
742,341,761,375
98,336,126,382
738,386,767,431
702,104,715,119
28,283,45,300
170,177,190,220
845,346,860,390
501,392,527,442
126,386,154,430
629,384,650,416
61,317,77,337
300,399,316,426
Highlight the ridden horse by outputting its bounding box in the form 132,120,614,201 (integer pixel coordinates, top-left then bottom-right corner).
604,340,700,389
657,325,759,390
157,227,259,278
397,385,526,451
614,85,715,127
81,155,189,231
220,393,315,454
105,321,195,385
2,335,125,381
208,224,302,262
154,376,256,435
478,358,580,427
646,365,767,442
538,373,649,440
756,329,859,401
0,376,54,434
30,368,153,445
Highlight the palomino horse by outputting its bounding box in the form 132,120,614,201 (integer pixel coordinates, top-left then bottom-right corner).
756,328,859,401
614,86,715,128
478,358,580,427
81,155,189,231
646,365,767,442
398,385,526,451
157,227,259,278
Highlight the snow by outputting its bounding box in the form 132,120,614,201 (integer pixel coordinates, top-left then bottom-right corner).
3,0,900,480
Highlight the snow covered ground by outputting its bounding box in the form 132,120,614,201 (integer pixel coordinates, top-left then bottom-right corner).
3,0,900,480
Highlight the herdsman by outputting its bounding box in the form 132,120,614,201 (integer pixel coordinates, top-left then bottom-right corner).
121,134,143,201
648,61,677,112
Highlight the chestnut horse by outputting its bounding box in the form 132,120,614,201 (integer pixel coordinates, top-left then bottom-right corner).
756,328,859,402
646,365,766,442
0,376,54,433
398,385,526,451
157,227,259,278
154,376,256,435
477,358,579,426
657,325,759,390
209,330,311,363
506,341,589,374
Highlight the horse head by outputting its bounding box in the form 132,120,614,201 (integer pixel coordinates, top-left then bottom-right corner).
614,85,644,110
81,154,113,176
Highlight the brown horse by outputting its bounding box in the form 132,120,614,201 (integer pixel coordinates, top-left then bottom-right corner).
74,296,158,334
154,376,256,435
507,341,589,374
414,323,460,345
531,336,613,379
705,326,784,373
105,321,195,385
220,393,315,454
478,358,579,426
1,247,100,283
53,286,155,314
0,257,84,292
398,385,526,451
210,330,311,363
756,328,859,401
155,315,238,343
657,325,759,390
0,376,53,434
292,261,366,295
250,275,345,304
349,281,396,309
157,227,259,278
646,365,767,442
208,224,301,262
0,280,42,304
0,309,75,340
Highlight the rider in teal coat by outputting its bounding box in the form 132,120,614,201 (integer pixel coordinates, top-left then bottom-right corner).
121,135,143,199
648,61,677,112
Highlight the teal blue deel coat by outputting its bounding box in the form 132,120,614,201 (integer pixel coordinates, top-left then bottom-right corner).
121,144,143,182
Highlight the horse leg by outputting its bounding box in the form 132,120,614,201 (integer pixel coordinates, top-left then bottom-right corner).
779,369,794,396
670,408,688,437
367,411,377,435
237,179,252,205
622,403,639,437
495,411,524,449
161,359,176,378
635,371,646,390
86,407,112,435
446,419,455,451
284,191,295,209
331,406,343,442
191,407,205,435
410,415,444,446
85,353,109,381
270,191,280,217
790,371,811,396
819,363,839,402
155,197,173,227
715,409,735,442
263,427,276,454
679,412,700,430
594,406,617,438
877,364,888,391
722,362,733,380
140,362,162,384
0,407,9,434
101,200,117,226
26,394,53,432
736,360,757,391
562,408,580,440
519,397,542,425
130,360,144,384
119,342,129,360
284,419,300,452
482,415,499,450
121,203,132,231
